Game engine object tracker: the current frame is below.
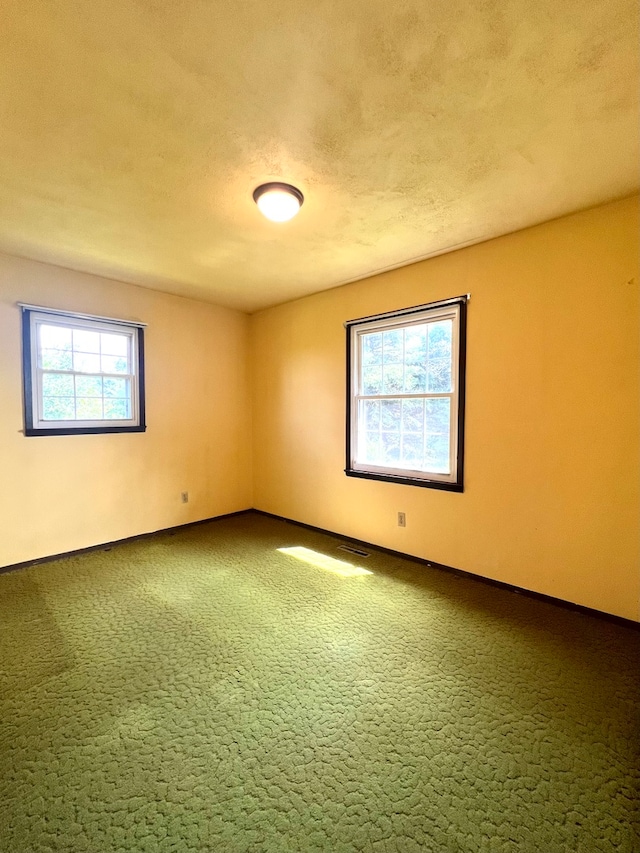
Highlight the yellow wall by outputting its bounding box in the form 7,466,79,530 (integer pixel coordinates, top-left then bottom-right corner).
2,197,638,621
251,196,640,621
0,254,252,567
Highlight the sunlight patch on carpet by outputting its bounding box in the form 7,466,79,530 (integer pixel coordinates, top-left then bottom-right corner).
278,546,373,577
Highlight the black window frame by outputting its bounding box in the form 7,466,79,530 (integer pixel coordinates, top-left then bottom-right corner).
345,295,467,492
21,306,146,437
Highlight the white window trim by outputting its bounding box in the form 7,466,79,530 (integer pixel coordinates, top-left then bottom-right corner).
21,307,146,436
346,296,467,491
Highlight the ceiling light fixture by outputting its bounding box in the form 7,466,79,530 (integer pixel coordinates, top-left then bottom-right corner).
253,182,304,222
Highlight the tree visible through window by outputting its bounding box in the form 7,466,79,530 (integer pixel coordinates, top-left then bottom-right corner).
346,296,467,490
21,306,146,436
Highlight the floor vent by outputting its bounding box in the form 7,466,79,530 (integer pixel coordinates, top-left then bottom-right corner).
338,544,370,558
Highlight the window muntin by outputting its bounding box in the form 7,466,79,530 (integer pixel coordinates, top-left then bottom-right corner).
346,298,466,490
22,308,145,436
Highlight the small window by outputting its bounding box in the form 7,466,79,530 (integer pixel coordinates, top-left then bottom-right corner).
346,296,467,491
21,306,146,436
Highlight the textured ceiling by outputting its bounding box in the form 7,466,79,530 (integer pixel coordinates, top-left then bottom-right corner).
0,0,638,313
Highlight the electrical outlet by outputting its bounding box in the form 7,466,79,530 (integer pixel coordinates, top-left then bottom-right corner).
398,512,406,527
181,491,189,503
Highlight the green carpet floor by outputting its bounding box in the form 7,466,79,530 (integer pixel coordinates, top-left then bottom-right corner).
0,512,638,853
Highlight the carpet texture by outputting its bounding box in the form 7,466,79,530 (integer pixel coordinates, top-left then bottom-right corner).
0,512,638,852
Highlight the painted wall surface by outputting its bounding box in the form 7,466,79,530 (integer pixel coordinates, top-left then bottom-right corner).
251,196,640,621
0,254,252,567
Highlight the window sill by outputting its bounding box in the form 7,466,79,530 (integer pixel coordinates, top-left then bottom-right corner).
25,425,147,437
345,468,464,492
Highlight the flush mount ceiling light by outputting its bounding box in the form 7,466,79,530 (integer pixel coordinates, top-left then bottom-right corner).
253,182,304,222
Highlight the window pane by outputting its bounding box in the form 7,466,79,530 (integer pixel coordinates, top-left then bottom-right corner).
425,398,450,434
382,432,400,464
101,355,129,374
402,399,423,432
104,398,130,419
428,320,452,359
73,329,100,353
427,358,452,392
362,365,382,395
383,329,403,363
75,375,103,397
425,434,450,472
380,399,401,431
363,431,381,463
100,333,129,356
41,348,73,370
361,332,382,366
74,352,101,373
103,377,129,398
401,433,424,467
404,325,427,366
425,398,451,472
427,321,452,392
40,325,71,350
76,398,103,419
42,373,74,397
382,364,403,394
42,397,75,420
362,399,380,430
403,365,426,393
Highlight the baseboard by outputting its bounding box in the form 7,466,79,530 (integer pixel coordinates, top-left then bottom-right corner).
3,506,637,631
251,509,640,631
0,509,253,576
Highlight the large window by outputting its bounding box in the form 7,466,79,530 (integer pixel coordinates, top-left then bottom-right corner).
346,296,467,490
21,306,146,436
